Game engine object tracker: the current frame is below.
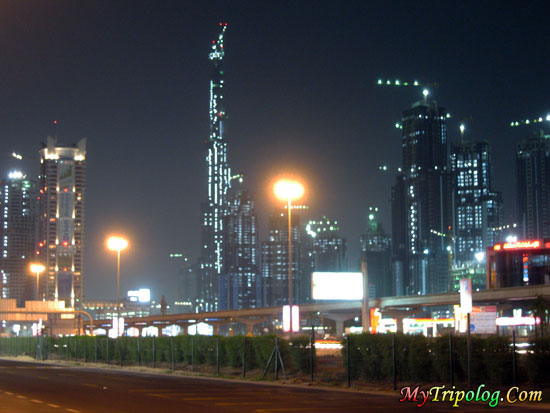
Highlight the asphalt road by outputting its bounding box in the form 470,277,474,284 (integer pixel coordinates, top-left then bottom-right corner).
0,359,545,412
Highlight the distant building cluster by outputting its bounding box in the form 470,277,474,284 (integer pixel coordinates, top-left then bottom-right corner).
180,25,550,312
2,25,549,316
1,138,87,308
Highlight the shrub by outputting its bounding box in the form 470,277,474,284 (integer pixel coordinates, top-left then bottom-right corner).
527,337,550,386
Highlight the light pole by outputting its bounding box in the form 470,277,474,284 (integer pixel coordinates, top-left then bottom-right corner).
107,235,128,336
30,263,45,300
274,179,304,334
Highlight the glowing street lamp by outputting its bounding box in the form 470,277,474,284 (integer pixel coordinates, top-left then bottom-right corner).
30,263,45,300
107,235,128,332
274,179,304,334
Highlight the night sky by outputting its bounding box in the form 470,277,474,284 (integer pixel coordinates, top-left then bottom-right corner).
0,1,548,303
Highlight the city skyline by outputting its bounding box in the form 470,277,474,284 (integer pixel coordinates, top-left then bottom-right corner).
0,1,548,303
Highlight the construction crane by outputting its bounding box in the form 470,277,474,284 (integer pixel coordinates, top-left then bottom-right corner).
509,114,550,128
376,78,449,129
376,78,439,90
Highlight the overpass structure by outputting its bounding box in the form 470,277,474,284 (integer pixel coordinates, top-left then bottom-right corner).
88,284,550,337
0,299,94,335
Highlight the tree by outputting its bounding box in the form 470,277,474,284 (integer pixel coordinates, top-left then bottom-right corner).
530,294,550,337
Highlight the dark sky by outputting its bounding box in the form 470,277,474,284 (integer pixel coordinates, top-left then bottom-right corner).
0,1,548,303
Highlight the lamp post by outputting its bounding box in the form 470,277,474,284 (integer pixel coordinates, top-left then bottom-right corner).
30,263,45,300
274,179,304,335
107,235,128,336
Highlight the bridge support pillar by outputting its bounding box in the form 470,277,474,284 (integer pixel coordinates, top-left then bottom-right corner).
323,313,356,338
232,318,267,336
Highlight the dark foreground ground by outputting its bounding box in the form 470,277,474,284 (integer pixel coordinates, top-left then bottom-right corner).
0,358,546,412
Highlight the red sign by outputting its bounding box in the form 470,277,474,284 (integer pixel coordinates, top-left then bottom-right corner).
494,240,541,251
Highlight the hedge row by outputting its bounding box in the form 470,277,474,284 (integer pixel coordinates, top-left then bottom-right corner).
1,334,547,386
342,333,550,386
0,335,314,375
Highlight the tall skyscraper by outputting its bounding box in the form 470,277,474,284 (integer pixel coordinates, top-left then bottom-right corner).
360,207,392,298
303,216,347,303
450,140,502,259
305,217,347,272
37,137,86,307
391,96,451,295
449,139,502,291
223,177,259,310
516,131,550,239
0,170,36,306
170,252,199,313
200,23,232,311
261,206,308,307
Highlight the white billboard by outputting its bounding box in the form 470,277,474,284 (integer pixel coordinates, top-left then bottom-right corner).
312,272,363,300
459,278,472,313
471,306,497,335
128,288,151,303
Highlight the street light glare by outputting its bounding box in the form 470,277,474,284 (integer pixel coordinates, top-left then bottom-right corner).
274,180,304,201
30,264,45,273
107,236,129,252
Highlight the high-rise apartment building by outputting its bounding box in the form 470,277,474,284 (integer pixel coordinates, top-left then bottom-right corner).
223,178,259,310
303,216,347,303
37,137,86,307
305,217,347,273
360,207,392,298
449,139,502,291
0,170,36,306
200,23,232,311
451,140,502,263
391,96,451,295
516,131,550,239
261,206,308,307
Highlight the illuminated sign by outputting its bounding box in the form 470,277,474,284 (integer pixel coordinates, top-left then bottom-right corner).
110,316,125,338
282,305,300,332
496,316,540,327
494,240,541,251
470,307,497,334
370,308,381,334
311,272,363,300
459,278,472,313
128,288,151,303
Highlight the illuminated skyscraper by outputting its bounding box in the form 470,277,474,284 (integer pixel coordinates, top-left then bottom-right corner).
304,216,347,303
37,137,86,307
305,217,347,272
261,206,308,307
449,139,502,291
391,97,451,295
516,131,550,239
200,23,232,311
450,140,502,264
0,170,36,306
223,177,259,310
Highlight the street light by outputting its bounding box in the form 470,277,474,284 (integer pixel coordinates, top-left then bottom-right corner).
107,235,128,336
274,179,304,334
30,263,45,300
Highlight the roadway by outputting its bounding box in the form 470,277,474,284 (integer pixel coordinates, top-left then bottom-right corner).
0,359,545,412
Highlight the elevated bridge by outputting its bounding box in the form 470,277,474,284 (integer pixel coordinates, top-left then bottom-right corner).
88,284,550,336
